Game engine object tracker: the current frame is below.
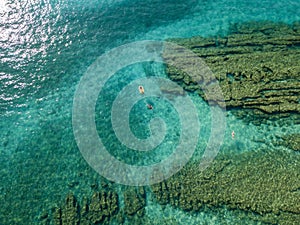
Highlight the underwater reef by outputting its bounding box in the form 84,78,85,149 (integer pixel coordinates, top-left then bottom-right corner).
277,133,300,151
151,150,300,225
46,150,300,225
165,21,300,117
45,21,300,225
44,185,147,225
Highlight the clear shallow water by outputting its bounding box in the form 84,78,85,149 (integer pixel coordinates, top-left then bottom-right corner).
0,0,300,224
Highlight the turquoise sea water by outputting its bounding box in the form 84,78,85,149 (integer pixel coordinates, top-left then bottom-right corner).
0,0,300,224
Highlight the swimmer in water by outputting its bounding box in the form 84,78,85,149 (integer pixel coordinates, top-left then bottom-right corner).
138,85,144,94
147,104,153,110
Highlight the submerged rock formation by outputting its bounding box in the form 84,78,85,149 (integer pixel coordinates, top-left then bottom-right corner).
43,21,300,225
164,21,300,116
159,22,300,224
50,191,119,225
277,133,300,151
151,150,300,225
124,187,146,218
46,186,148,225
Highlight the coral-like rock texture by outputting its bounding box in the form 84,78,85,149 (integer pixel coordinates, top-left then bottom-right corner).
164,21,300,115
151,150,300,225
277,133,300,151
124,187,146,217
48,187,148,224
52,191,119,225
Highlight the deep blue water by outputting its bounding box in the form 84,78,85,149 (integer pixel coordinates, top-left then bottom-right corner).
0,0,299,224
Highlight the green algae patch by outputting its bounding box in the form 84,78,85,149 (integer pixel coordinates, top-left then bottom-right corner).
164,21,300,116
151,150,300,224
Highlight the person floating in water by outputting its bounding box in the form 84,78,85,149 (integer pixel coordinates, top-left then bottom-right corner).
138,85,153,109
138,85,144,94
231,130,235,139
147,103,153,110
